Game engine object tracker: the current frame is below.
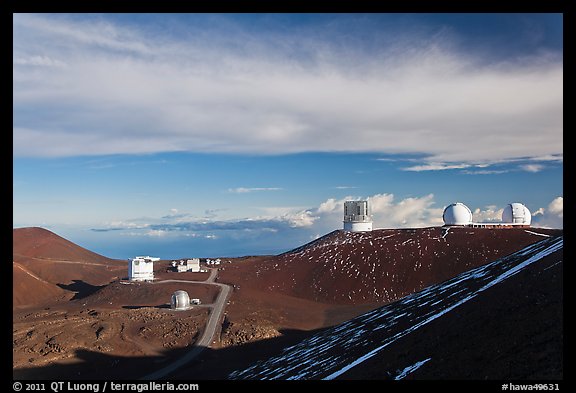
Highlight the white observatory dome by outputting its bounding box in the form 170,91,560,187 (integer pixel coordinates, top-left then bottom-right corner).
502,203,531,225
443,202,473,226
171,290,191,311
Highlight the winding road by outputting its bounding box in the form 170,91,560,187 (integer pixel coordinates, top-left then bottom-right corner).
140,268,232,380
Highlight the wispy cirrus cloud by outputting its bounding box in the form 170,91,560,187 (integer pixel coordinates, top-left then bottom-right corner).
460,169,510,175
13,14,562,167
519,164,544,172
401,154,562,174
402,163,472,172
227,187,283,194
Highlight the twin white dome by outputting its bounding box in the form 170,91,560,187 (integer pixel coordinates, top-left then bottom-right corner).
443,202,473,226
442,202,531,226
502,202,532,225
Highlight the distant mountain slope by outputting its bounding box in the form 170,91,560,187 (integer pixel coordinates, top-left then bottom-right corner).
13,227,126,308
12,262,68,307
220,227,560,305
229,235,563,380
13,227,116,263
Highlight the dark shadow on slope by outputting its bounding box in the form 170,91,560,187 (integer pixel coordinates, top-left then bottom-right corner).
338,250,563,381
57,280,106,300
13,246,563,382
12,327,323,380
15,236,563,382
122,304,171,310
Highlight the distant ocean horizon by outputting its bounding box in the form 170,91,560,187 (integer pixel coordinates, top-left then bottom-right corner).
62,229,311,261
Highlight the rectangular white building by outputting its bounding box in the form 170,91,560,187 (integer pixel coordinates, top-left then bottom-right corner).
187,258,201,272
128,256,159,281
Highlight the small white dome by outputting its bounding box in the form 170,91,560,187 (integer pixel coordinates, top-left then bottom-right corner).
502,203,531,225
443,202,473,226
171,290,191,310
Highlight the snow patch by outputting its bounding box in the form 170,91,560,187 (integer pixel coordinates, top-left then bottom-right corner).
229,236,562,380
394,358,432,380
524,230,551,237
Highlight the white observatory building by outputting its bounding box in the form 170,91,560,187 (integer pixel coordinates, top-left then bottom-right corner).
128,256,159,281
502,202,532,226
442,202,473,226
343,200,373,232
171,290,191,311
442,202,531,228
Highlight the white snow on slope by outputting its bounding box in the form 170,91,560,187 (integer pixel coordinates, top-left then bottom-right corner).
524,230,551,237
229,236,562,380
394,358,432,380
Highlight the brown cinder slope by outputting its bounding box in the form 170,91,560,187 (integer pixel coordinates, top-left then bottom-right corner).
228,235,562,380
12,262,68,307
220,227,560,306
13,227,125,308
14,226,117,263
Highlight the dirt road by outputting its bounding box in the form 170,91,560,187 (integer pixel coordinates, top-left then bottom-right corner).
141,268,231,380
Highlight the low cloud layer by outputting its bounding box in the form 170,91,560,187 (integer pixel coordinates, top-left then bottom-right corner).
90,195,563,246
14,14,562,167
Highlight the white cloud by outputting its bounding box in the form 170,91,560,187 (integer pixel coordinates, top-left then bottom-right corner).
317,198,345,214
402,163,472,172
13,14,563,165
145,229,168,237
312,193,443,230
90,193,448,239
548,196,563,217
13,55,67,68
258,206,318,228
461,169,509,175
472,205,504,222
520,164,544,172
282,211,318,228
531,196,563,228
375,194,444,228
228,187,283,193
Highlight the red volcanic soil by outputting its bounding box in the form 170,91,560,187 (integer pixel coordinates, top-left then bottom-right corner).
13,262,68,307
225,235,563,380
155,269,211,282
12,225,562,380
13,227,126,308
14,227,119,263
212,227,561,353
13,305,210,380
12,227,221,380
220,227,561,306
338,242,563,380
81,280,220,310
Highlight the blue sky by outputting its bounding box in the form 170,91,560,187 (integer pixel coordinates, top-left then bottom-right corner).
13,13,563,259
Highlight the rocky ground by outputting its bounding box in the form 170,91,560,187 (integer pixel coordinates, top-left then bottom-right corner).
13,305,209,379
13,226,562,380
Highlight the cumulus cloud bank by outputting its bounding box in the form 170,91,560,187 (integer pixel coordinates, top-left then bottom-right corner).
90,193,443,239
90,194,563,245
14,14,562,166
532,196,563,228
